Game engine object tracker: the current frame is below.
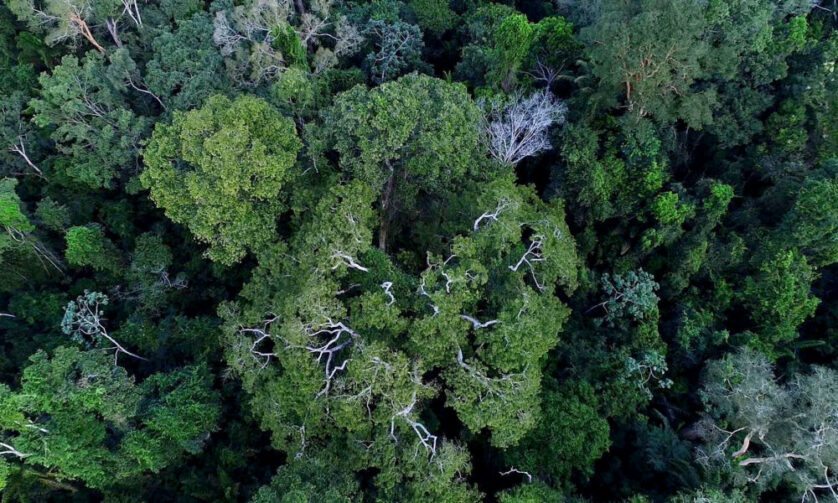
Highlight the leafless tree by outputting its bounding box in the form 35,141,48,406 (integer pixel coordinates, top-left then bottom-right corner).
213,0,362,84
483,91,567,166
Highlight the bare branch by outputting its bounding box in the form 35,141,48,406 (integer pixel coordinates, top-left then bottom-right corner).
10,139,44,177
509,234,546,290
381,281,395,306
0,442,28,458
460,314,499,330
473,199,509,231
331,252,369,272
390,390,437,457
304,319,360,397
500,467,533,483
483,91,567,166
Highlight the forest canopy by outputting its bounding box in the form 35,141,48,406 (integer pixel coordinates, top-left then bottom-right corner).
1,0,838,502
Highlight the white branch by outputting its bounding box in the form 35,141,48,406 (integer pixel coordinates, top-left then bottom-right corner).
331,252,369,272
0,442,28,458
305,320,360,397
381,281,395,306
508,234,546,291
460,314,499,330
473,199,509,231
10,139,44,177
500,467,533,483
390,391,437,457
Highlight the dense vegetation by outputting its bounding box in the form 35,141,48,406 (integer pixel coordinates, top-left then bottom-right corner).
1,0,837,501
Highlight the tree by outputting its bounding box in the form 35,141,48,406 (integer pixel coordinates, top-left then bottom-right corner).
483,90,567,166
498,482,566,503
64,225,118,272
118,233,186,312
30,50,149,188
0,346,219,489
146,12,231,112
741,249,820,356
408,0,457,34
777,173,838,268
456,4,535,92
7,0,118,52
581,0,713,125
212,0,362,82
141,94,302,265
61,291,146,364
0,178,61,288
504,380,611,484
525,16,578,89
589,269,660,326
363,20,424,84
309,73,485,252
698,349,838,501
0,92,43,178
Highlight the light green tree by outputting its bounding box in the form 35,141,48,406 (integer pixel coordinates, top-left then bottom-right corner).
141,94,302,265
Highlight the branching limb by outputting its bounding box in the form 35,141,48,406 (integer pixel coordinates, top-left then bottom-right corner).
460,314,499,330
0,442,28,458
125,75,166,110
508,234,546,290
305,319,360,396
70,14,105,53
9,139,44,177
331,252,369,272
500,467,533,483
120,0,142,27
390,391,437,457
473,199,509,231
381,281,395,306
105,18,122,47
738,453,807,467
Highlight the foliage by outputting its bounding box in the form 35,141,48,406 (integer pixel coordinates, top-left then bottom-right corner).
1,0,838,501
64,225,118,272
30,51,149,188
141,94,302,264
0,346,220,489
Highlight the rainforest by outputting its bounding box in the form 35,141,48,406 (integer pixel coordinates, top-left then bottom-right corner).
1,0,837,501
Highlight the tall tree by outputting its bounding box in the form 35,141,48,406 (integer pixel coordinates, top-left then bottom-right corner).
141,94,302,265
